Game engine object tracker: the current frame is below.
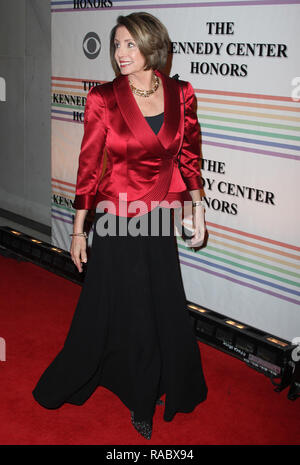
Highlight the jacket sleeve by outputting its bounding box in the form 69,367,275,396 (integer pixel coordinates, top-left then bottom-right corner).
179,81,203,191
73,86,107,210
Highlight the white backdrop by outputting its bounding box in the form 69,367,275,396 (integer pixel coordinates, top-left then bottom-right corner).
51,0,300,341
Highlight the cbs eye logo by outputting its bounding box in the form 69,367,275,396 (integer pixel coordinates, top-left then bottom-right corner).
83,32,101,59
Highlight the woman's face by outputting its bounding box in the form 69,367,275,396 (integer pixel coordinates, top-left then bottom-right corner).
114,26,146,76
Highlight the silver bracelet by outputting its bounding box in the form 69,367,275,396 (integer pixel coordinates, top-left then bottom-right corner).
192,200,206,208
69,232,88,238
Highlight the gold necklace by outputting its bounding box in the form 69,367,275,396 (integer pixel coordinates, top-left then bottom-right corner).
129,74,159,98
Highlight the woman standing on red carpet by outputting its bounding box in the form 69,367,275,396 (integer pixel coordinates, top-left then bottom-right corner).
33,11,208,440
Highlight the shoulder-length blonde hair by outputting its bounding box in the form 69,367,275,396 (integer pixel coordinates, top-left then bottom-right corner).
110,12,170,74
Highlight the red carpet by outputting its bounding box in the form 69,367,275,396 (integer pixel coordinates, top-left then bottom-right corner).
0,254,299,445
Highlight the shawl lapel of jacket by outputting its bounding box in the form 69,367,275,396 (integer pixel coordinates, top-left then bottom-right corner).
155,69,181,152
113,69,181,158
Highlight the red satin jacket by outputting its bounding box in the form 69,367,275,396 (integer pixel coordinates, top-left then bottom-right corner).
73,69,202,217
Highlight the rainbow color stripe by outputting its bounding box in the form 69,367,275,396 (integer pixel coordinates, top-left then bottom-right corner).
51,0,300,14
51,76,300,162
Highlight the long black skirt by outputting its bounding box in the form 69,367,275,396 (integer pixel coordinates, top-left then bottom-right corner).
32,206,207,422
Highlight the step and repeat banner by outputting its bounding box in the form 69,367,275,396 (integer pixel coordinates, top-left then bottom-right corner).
51,0,300,341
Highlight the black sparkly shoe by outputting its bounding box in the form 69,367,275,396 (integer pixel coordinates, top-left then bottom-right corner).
130,410,152,440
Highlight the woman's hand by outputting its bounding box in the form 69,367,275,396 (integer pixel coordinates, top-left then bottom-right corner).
189,205,206,248
70,236,88,273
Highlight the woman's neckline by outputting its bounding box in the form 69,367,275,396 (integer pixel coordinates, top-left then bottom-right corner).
144,112,164,118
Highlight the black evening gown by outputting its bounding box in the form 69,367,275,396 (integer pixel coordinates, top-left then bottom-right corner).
32,113,208,423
